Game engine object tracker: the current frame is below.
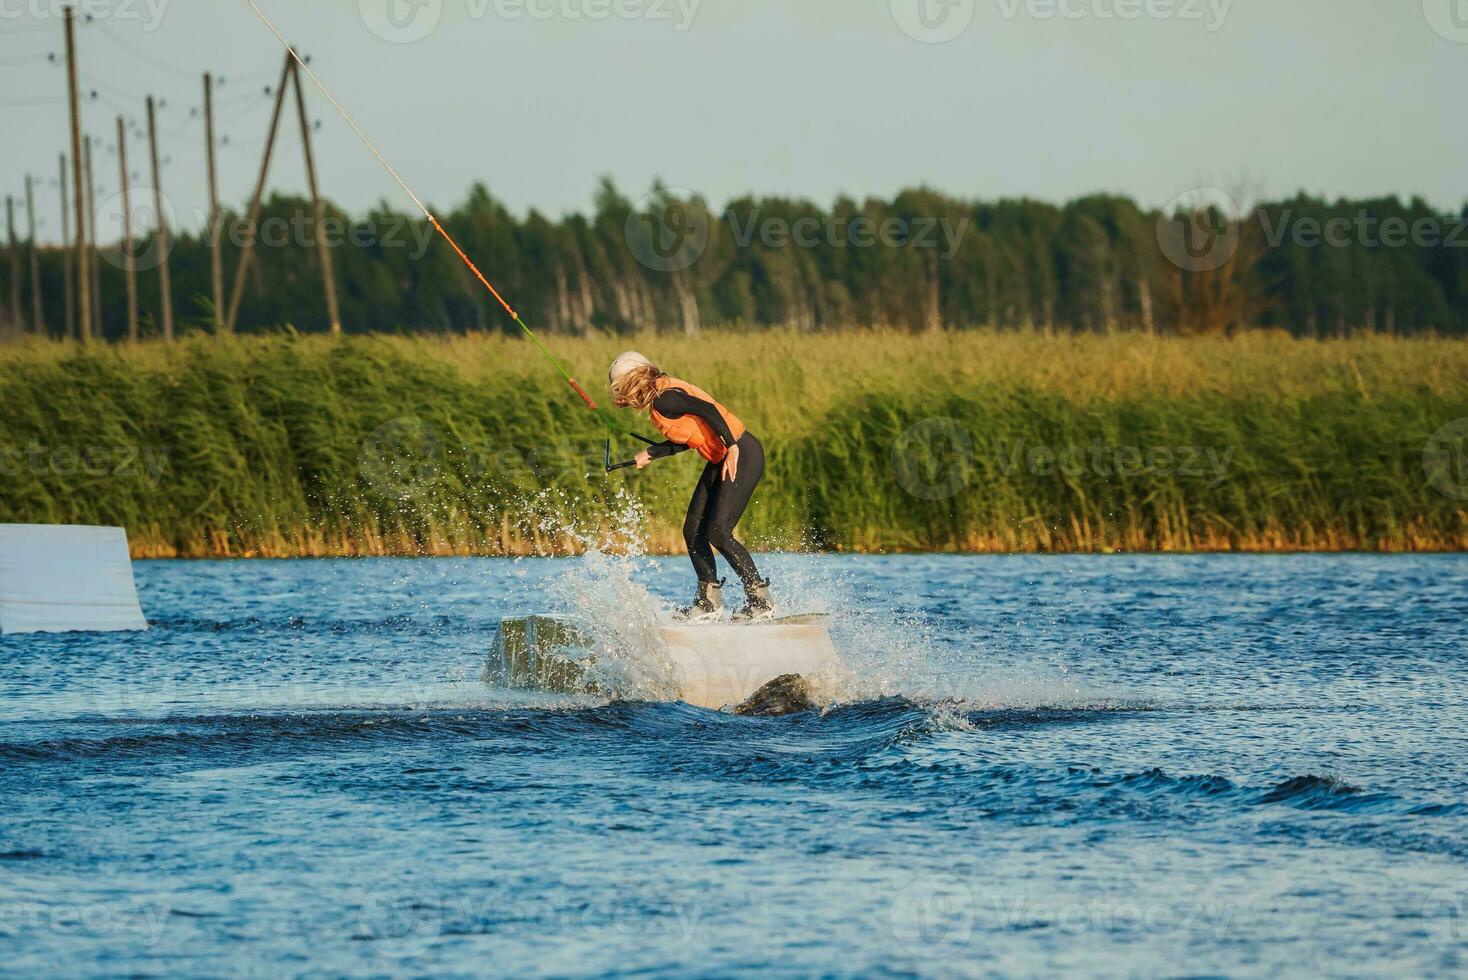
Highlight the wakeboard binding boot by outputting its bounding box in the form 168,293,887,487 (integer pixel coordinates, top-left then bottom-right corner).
731,577,775,623
674,579,724,623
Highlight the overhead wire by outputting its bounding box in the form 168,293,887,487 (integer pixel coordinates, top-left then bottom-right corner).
239,0,652,450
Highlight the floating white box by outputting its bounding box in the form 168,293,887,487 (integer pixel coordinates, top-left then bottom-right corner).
0,524,149,635
488,614,841,710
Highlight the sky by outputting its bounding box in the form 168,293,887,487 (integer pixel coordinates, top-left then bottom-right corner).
1,0,1464,244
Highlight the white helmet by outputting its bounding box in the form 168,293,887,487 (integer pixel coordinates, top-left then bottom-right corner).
608,350,654,386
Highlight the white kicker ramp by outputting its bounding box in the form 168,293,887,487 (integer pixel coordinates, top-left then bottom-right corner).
0,524,149,635
660,620,840,710
488,614,842,710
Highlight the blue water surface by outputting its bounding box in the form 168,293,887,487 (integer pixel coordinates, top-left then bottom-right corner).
2,553,1466,977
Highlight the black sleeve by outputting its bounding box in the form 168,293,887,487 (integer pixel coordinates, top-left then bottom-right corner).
646,440,690,460
652,389,737,448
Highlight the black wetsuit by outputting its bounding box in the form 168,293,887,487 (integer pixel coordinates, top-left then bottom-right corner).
647,388,765,587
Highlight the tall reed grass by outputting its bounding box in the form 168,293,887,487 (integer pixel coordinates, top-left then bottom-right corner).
1,330,1464,556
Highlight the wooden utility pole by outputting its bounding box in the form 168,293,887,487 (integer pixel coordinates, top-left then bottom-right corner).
85,135,103,337
204,72,224,329
26,176,44,334
117,115,138,341
64,7,90,341
224,54,292,334
6,196,22,332
146,95,174,341
0,249,7,336
289,60,342,334
59,154,74,339
5,196,22,333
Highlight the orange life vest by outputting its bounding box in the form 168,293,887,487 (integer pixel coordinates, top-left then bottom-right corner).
649,376,746,464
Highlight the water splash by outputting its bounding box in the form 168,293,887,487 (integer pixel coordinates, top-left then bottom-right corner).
498,484,1125,713
520,486,683,701
546,548,678,702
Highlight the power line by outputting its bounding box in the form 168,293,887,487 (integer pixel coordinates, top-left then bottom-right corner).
0,94,66,106
88,19,202,79
0,53,52,68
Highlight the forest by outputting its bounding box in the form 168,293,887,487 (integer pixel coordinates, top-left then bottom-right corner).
2,182,1464,340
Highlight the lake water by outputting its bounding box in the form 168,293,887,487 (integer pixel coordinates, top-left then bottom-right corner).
2,553,1466,977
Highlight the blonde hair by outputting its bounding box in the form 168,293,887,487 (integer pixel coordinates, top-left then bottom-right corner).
611,363,665,410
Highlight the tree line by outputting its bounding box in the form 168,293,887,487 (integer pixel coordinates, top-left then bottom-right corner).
2,180,1464,340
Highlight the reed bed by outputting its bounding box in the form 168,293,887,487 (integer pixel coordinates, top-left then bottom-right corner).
1,330,1464,556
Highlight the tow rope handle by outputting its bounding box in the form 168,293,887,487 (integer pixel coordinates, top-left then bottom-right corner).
571,379,658,473
604,427,660,472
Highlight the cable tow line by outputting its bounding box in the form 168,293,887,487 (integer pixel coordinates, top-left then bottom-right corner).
242,0,655,472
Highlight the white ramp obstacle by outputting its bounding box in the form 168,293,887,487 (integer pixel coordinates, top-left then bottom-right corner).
0,524,149,635
487,614,841,710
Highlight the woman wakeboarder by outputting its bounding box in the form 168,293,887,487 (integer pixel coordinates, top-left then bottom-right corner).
609,352,774,623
